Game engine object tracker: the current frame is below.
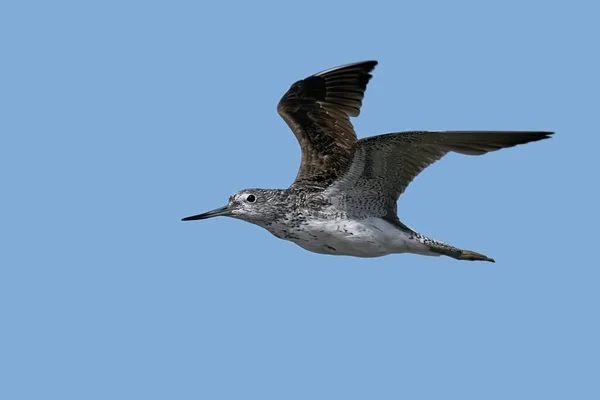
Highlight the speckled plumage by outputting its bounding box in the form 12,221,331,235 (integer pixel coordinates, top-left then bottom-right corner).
183,61,553,262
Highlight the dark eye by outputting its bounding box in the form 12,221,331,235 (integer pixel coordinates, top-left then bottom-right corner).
246,194,256,203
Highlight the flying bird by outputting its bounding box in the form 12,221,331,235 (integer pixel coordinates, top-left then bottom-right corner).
183,61,552,262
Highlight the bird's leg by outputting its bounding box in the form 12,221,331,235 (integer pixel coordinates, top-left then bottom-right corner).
427,240,495,263
455,249,495,263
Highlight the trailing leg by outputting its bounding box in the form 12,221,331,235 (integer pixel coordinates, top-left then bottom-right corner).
427,238,495,262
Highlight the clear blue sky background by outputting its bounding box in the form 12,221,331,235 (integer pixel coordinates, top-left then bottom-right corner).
1,1,598,399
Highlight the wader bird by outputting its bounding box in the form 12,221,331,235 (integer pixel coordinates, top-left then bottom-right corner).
183,61,552,262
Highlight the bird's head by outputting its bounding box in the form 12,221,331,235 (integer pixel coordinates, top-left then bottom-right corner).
182,189,283,225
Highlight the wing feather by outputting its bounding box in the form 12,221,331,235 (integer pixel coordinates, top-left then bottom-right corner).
326,131,554,220
277,61,378,186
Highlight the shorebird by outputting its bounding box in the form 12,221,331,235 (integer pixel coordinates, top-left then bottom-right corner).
183,61,552,262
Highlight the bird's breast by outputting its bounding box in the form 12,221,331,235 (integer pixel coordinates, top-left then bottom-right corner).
270,216,412,258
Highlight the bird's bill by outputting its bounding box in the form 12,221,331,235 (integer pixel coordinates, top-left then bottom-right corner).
182,205,230,221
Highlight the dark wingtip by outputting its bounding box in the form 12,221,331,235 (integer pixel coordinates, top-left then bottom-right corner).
362,60,378,70
533,131,555,143
315,60,379,78
350,60,378,73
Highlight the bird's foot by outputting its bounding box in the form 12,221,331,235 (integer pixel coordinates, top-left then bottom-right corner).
458,250,495,263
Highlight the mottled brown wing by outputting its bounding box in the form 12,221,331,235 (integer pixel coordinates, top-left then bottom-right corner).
326,131,553,219
277,61,378,186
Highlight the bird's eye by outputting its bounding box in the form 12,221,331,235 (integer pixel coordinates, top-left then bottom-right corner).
246,194,256,203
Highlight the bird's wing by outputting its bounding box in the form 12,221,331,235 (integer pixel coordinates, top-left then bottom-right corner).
277,61,378,186
326,131,553,219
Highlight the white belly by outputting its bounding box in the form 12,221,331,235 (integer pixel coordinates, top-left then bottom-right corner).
280,217,429,258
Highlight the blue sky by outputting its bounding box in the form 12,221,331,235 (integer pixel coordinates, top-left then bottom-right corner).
1,1,599,399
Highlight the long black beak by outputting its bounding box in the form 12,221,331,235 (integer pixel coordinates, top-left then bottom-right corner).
182,205,230,221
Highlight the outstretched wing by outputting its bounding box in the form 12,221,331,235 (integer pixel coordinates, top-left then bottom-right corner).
325,130,554,220
277,61,378,186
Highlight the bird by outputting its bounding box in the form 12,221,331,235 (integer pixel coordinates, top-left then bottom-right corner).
183,61,553,262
